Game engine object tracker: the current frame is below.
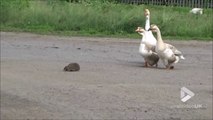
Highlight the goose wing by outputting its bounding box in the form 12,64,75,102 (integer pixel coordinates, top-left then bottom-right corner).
165,43,185,59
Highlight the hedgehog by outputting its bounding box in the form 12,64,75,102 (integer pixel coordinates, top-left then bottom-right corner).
63,63,80,72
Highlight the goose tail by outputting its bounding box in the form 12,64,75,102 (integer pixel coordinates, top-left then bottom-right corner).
180,55,185,60
174,56,180,64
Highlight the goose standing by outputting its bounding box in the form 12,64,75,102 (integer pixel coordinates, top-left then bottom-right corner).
137,9,159,67
149,24,185,69
136,27,159,66
143,9,157,46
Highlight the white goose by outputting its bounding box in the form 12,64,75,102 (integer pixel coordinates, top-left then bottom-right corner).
149,24,185,69
136,9,159,67
136,27,159,67
190,8,203,15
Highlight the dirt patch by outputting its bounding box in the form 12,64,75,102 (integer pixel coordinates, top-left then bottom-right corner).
1,32,212,119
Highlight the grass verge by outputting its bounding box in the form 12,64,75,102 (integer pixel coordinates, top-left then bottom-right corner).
1,0,213,40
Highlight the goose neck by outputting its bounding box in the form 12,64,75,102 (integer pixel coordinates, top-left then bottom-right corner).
156,29,163,42
145,15,150,31
156,29,165,50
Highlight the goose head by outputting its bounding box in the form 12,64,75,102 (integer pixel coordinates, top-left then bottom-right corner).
148,24,159,33
135,27,145,33
144,9,150,18
135,27,145,36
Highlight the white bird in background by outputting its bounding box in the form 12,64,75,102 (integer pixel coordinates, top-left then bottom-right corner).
190,8,203,15
149,24,185,69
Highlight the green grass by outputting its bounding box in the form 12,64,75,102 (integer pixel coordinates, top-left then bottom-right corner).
1,0,213,40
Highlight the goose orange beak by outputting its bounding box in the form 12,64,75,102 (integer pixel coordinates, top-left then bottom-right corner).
135,27,140,32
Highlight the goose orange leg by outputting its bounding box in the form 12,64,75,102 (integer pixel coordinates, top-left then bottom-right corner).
155,63,158,68
144,61,148,67
166,65,174,70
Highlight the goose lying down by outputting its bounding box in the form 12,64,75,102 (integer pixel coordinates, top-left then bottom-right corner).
190,8,203,15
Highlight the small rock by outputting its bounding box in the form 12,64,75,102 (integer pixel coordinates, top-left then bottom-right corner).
64,63,80,72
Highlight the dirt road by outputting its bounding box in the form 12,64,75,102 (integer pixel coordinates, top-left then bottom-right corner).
1,32,212,119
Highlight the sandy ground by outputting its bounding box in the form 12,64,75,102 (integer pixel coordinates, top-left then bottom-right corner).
1,32,212,120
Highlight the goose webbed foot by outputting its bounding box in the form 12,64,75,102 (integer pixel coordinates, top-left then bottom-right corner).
170,66,174,69
166,65,174,70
